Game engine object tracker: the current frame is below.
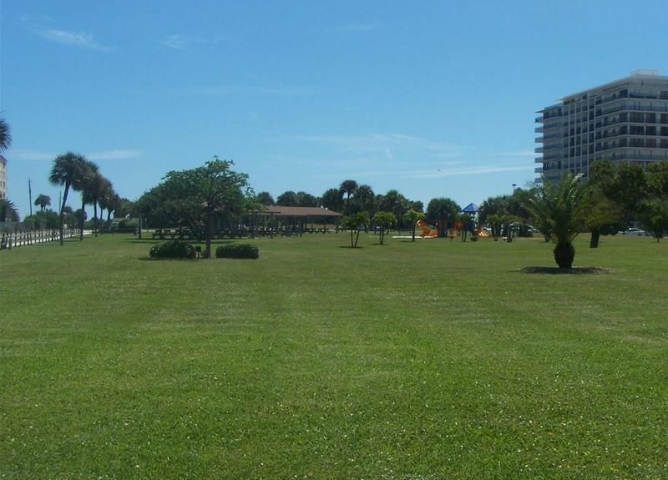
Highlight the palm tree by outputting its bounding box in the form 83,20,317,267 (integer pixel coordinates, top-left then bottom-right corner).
339,179,358,214
49,152,89,245
0,198,19,222
0,117,11,152
34,194,52,212
523,173,588,269
339,179,358,202
74,162,102,239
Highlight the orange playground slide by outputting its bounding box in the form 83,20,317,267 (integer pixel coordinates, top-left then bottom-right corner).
416,219,438,238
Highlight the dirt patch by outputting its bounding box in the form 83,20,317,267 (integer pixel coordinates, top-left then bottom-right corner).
520,266,613,275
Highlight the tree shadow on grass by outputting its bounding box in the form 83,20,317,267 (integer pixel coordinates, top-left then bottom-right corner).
520,266,613,275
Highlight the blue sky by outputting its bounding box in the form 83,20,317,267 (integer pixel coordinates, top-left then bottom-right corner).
3,0,668,217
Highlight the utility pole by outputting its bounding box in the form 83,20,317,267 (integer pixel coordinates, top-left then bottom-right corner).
28,179,33,216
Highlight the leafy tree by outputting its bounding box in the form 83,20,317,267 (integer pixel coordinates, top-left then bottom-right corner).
581,185,624,248
591,159,648,225
34,194,52,212
523,173,589,269
0,117,11,152
410,200,424,213
276,190,299,206
0,198,19,222
426,197,460,237
479,196,507,241
296,191,319,207
159,157,250,258
49,152,89,245
378,190,410,229
341,211,368,248
116,198,135,219
639,198,668,242
256,191,275,206
24,210,60,229
639,162,668,241
373,211,396,245
320,187,344,213
350,184,376,217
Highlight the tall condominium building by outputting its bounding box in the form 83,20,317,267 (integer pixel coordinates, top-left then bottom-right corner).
0,155,7,200
535,70,668,183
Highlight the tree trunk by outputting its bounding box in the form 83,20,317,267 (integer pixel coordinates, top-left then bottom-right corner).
553,242,575,269
94,204,99,238
205,208,213,258
79,200,86,241
590,228,600,249
59,185,71,246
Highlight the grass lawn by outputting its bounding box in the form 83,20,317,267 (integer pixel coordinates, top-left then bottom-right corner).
1,232,667,479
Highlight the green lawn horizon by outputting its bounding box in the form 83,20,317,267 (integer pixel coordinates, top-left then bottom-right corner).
2,233,667,479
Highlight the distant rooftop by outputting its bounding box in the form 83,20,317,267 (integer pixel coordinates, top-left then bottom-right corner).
557,69,668,103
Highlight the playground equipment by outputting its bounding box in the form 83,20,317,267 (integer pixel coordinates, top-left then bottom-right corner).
416,219,438,238
474,226,491,238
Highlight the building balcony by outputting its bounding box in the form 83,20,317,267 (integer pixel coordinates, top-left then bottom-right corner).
534,167,543,174
535,147,543,153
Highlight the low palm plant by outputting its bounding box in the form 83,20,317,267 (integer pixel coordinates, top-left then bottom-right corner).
523,173,588,268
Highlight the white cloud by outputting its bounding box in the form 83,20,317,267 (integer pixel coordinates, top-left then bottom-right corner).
162,33,227,50
11,149,140,161
11,149,57,161
283,133,467,159
162,34,195,50
37,28,111,51
88,150,142,161
410,164,535,179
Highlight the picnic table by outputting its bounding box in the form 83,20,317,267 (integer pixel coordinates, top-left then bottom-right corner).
152,228,194,240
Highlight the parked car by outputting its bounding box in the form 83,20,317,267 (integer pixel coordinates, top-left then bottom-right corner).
619,227,648,236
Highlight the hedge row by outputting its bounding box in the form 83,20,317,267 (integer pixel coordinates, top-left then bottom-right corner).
149,241,259,260
215,243,259,259
149,240,196,259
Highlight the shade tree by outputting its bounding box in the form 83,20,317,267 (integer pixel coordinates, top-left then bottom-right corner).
426,197,460,237
153,157,250,258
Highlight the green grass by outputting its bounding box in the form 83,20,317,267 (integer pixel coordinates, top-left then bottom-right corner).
1,232,667,479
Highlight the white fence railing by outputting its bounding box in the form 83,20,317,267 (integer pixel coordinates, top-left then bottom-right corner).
0,229,82,250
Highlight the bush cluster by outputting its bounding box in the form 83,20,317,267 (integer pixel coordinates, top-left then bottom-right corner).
149,240,196,259
215,243,259,259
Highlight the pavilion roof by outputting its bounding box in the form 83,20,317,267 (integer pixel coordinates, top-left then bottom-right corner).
255,206,343,217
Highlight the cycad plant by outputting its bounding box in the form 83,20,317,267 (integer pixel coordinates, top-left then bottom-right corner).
524,173,588,268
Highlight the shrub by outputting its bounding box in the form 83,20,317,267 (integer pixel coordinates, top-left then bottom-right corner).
149,240,197,259
215,243,259,259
